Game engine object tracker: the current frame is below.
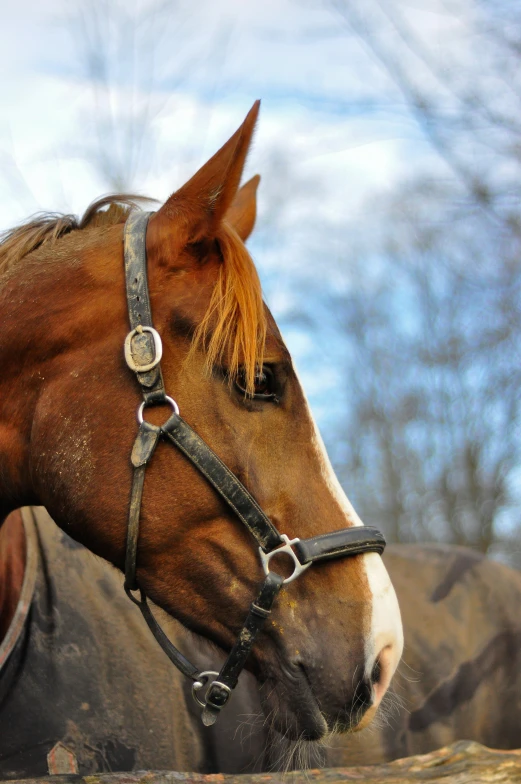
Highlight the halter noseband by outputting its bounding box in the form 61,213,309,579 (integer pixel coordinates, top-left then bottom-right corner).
122,211,386,726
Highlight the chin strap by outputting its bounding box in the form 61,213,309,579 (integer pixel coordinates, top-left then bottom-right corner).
122,210,386,724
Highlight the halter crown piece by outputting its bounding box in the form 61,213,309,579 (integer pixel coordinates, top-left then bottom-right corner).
122,211,386,726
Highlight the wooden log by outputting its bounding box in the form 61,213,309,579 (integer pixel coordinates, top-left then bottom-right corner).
6,741,521,784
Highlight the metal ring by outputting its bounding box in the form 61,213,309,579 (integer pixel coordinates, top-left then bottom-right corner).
192,671,219,708
137,395,179,425
124,326,163,373
259,534,312,585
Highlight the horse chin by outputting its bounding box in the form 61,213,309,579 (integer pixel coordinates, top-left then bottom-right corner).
259,670,328,741
258,662,378,741
260,683,377,741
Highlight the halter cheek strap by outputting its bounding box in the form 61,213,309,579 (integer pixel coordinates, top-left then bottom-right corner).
122,210,386,725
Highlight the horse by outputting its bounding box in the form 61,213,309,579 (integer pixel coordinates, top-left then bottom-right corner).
0,102,403,773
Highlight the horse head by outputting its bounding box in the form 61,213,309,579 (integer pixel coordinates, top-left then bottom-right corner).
0,102,403,740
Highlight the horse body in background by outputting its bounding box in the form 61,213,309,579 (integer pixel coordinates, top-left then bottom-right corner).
0,508,203,778
328,543,521,763
0,102,402,772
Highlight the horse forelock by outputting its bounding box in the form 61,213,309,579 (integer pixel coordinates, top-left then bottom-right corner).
188,221,267,396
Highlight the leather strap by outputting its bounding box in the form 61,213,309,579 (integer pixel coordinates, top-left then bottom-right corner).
201,572,284,726
163,415,282,552
125,421,162,591
126,587,200,680
124,211,154,328
124,211,165,403
125,424,200,680
125,466,146,592
294,526,386,565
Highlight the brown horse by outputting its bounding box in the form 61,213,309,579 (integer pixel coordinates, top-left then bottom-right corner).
0,102,402,744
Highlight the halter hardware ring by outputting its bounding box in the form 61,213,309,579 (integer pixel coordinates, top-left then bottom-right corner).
137,395,180,425
259,534,312,585
192,671,220,708
124,325,163,373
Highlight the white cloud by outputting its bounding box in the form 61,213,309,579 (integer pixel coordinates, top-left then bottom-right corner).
0,0,439,228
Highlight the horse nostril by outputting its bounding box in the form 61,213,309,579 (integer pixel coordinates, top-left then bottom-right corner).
334,676,374,731
371,657,382,685
352,678,373,711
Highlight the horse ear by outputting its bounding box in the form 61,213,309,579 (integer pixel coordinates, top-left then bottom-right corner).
224,175,260,241
150,101,260,257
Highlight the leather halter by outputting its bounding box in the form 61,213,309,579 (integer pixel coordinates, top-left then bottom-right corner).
122,211,386,726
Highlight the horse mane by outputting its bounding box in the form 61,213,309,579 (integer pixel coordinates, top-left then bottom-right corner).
0,194,266,395
0,195,149,274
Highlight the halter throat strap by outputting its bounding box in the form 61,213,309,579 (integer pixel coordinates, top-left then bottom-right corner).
122,210,386,725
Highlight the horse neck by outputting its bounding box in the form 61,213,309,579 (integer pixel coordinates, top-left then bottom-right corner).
0,256,81,516
0,304,40,517
0,510,26,645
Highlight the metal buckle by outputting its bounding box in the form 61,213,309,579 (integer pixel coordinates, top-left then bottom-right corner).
124,325,163,373
137,395,179,425
192,671,220,708
205,681,232,710
259,534,311,585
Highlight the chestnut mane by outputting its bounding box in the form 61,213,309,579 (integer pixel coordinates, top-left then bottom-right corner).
0,194,266,393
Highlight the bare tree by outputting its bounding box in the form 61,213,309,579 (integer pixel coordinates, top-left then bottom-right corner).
316,177,520,565
329,0,521,231
268,0,521,564
63,0,230,192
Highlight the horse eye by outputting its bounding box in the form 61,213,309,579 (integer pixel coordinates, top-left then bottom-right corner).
253,369,272,396
235,366,277,400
